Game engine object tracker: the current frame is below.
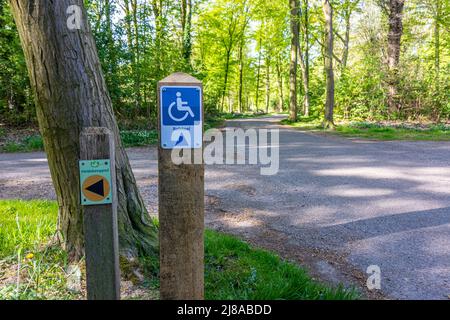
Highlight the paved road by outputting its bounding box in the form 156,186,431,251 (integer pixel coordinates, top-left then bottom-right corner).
1,115,449,299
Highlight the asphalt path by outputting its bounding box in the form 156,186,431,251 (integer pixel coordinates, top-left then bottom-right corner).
1,115,449,299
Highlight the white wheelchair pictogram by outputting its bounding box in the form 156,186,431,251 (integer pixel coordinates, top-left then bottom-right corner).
169,92,195,122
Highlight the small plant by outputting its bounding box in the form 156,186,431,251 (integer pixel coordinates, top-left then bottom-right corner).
2,142,23,153
23,135,44,151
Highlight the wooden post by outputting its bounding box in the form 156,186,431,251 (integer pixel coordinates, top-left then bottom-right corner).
80,127,120,300
158,72,205,300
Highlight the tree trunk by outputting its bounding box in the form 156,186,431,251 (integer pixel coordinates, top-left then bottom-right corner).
255,35,262,112
434,0,440,89
131,0,142,109
265,54,271,114
181,0,192,68
342,2,351,69
122,0,139,111
386,0,405,114
302,0,310,117
9,0,158,261
289,0,299,122
276,55,284,113
151,0,163,79
238,39,245,113
221,49,231,112
322,0,335,128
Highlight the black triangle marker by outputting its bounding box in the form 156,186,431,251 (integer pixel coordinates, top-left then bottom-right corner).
86,179,105,197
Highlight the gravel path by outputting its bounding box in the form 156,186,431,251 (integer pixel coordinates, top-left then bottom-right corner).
1,115,449,300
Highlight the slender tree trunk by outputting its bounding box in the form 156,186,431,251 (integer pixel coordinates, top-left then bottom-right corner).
434,0,440,90
9,0,158,261
131,0,142,109
221,50,231,112
152,0,163,79
265,54,271,114
122,0,138,110
181,0,192,68
238,39,245,113
303,0,310,117
342,3,351,69
289,0,299,122
104,0,120,109
322,0,335,128
386,0,405,114
255,35,262,112
276,55,284,113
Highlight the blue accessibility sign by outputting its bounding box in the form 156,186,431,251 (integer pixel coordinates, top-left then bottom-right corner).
160,86,203,149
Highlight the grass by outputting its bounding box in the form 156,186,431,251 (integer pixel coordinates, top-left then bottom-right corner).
282,118,450,141
120,130,158,148
0,200,357,300
0,200,79,300
204,230,356,300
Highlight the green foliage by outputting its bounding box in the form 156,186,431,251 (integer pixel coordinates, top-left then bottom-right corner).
0,134,43,153
1,0,449,128
0,200,58,259
120,130,158,148
0,1,34,125
284,118,450,141
204,230,357,300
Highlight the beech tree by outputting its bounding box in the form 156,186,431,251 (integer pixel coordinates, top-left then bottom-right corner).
8,0,158,261
288,0,299,121
322,0,335,128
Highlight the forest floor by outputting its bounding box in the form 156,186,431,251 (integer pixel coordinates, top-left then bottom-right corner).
0,200,355,300
282,117,450,141
1,115,450,299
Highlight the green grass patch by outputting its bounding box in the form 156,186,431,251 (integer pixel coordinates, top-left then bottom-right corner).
0,200,78,300
204,230,356,300
120,130,158,148
0,200,357,300
282,118,450,141
0,200,58,258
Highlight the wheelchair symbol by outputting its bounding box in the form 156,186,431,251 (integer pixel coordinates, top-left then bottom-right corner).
169,92,195,122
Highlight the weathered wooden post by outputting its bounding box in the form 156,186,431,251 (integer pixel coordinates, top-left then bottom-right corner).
158,72,205,300
79,127,120,300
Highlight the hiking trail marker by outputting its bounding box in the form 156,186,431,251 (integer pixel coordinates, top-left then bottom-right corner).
158,72,205,300
79,127,120,300
79,160,112,205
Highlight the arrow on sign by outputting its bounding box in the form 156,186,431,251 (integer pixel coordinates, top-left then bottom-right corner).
82,175,111,202
85,179,105,197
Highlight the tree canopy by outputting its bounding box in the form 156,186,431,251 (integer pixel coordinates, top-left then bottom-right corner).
1,0,449,126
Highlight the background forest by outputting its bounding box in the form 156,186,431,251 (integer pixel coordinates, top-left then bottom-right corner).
0,0,449,129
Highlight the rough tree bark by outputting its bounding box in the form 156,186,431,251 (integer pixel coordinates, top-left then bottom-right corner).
386,0,405,114
289,0,299,122
322,0,335,128
9,0,158,261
